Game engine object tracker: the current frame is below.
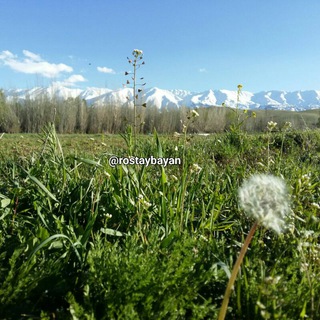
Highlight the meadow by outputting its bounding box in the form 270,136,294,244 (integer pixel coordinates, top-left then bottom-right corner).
0,123,320,319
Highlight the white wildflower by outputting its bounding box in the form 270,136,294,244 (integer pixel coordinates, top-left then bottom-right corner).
132,49,143,57
283,121,292,130
182,124,187,133
300,262,309,272
142,200,151,208
256,301,266,310
267,121,277,131
264,275,281,285
191,110,199,118
190,163,202,174
238,174,290,234
302,173,310,179
171,175,178,181
137,194,151,208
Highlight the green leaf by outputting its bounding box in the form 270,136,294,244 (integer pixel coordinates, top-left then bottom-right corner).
153,128,163,157
28,234,82,263
100,228,127,237
300,301,307,319
160,230,178,248
1,198,10,208
48,240,64,249
214,261,231,279
161,166,167,184
28,174,58,202
74,157,102,167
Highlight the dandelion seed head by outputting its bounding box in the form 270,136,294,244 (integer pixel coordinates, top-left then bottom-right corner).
238,174,290,234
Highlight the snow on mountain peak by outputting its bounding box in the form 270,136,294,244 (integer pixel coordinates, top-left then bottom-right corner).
2,85,320,111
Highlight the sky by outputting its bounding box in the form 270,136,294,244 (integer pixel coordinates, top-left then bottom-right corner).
1,0,320,93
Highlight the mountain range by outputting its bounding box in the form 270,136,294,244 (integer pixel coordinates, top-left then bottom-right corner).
3,84,320,111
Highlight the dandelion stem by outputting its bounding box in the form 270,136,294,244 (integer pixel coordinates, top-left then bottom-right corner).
218,221,259,320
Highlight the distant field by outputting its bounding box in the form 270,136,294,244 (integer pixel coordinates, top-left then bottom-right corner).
251,107,320,127
1,127,320,159
0,133,126,158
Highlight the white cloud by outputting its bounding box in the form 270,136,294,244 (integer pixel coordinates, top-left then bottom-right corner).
0,50,73,78
65,74,86,84
0,50,15,59
54,74,87,87
199,68,207,73
97,66,115,74
23,50,42,62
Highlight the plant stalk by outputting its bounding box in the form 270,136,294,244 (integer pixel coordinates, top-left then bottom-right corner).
133,60,137,149
218,221,259,320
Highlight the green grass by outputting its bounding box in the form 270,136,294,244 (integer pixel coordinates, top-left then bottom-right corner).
0,125,320,319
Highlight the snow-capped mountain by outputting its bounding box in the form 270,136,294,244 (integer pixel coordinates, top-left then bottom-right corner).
3,85,320,111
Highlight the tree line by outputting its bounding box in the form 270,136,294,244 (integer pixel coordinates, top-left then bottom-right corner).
0,90,318,134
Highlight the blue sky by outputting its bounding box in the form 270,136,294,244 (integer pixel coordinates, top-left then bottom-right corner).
1,0,320,92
